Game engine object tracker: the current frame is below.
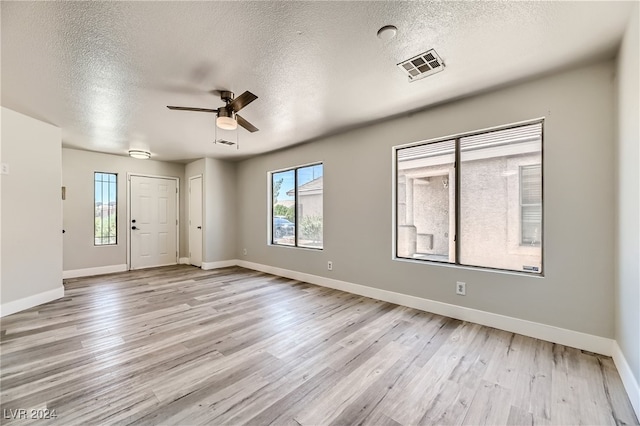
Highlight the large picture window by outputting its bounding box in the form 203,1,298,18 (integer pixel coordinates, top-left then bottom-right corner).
271,163,323,249
94,172,117,245
395,121,543,274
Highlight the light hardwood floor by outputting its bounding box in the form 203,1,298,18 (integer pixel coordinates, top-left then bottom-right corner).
0,265,637,425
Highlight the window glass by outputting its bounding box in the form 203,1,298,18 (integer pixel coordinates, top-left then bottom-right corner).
95,172,117,245
297,164,324,249
272,169,295,246
459,124,542,272
395,121,543,274
521,165,542,246
271,163,323,249
397,140,455,263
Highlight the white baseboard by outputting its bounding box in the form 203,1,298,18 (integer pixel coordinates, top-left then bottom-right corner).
236,260,614,356
179,257,190,265
201,260,238,270
63,264,128,279
612,341,640,418
0,286,65,318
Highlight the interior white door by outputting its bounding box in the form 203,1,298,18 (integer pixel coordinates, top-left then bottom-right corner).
189,176,203,267
130,175,178,270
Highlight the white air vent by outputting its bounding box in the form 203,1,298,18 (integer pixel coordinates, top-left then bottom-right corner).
397,49,445,82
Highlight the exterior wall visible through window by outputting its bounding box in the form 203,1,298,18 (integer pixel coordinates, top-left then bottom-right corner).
395,121,543,274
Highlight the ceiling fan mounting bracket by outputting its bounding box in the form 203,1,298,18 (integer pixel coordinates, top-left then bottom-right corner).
220,91,234,104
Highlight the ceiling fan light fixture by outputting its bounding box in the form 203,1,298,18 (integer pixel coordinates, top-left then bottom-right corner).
216,115,237,130
128,149,151,159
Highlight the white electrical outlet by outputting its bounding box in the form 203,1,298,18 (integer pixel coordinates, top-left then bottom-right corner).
243,248,247,256
327,261,333,271
456,281,466,295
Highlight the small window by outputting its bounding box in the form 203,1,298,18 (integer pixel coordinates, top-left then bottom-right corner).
94,172,117,245
395,121,543,274
270,163,323,249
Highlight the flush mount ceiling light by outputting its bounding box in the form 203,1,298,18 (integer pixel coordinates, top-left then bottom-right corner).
128,149,151,159
377,25,397,40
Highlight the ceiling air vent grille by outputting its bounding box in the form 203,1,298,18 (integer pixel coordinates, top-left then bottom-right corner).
397,49,445,82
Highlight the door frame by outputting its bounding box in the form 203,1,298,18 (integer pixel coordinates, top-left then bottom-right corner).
188,174,204,267
127,173,180,271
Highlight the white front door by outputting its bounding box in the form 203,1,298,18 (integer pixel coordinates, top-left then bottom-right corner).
130,175,178,270
189,176,203,267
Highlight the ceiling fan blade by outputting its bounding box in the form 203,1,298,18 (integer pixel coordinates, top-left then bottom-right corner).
237,114,259,133
167,106,218,113
228,91,258,112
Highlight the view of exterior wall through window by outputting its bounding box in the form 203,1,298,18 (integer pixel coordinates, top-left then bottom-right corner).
94,172,117,245
271,163,323,249
396,121,543,274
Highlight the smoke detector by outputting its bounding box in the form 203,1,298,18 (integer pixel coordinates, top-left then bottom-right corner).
377,25,397,40
397,49,445,82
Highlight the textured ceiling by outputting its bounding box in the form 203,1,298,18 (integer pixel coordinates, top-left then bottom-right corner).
1,1,634,162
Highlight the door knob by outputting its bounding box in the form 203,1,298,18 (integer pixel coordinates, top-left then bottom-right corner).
197,226,202,229
132,226,138,230
132,219,136,223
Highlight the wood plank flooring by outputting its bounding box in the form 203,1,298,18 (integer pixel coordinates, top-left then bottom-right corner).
1,265,637,425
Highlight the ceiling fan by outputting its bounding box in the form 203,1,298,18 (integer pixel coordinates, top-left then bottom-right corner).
167,90,259,132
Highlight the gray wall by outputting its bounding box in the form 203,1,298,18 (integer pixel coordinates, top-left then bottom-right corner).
615,6,639,384
185,158,237,264
185,158,205,264
1,107,62,304
62,148,187,271
237,60,616,338
204,158,237,262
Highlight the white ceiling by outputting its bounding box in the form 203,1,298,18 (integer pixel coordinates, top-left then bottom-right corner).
1,1,633,162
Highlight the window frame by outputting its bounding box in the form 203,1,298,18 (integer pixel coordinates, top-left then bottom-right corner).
94,171,118,246
393,118,544,275
268,162,324,250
